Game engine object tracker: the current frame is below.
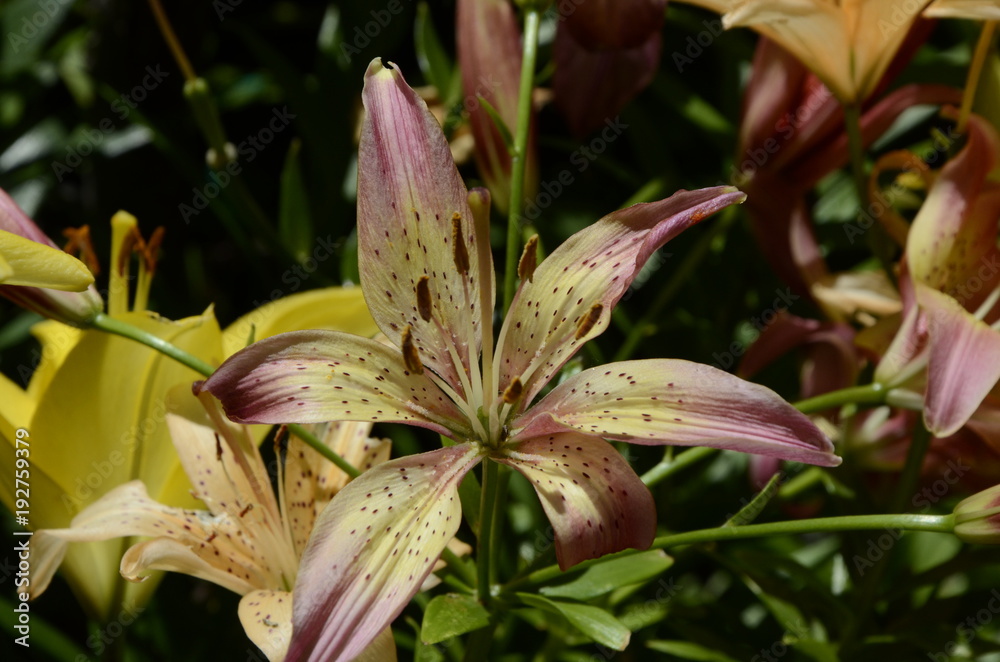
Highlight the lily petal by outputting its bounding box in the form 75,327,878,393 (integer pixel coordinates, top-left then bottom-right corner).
285,421,391,556
0,229,94,290
200,330,472,438
239,590,294,662
497,187,746,407
359,59,493,398
907,114,1000,293
513,360,839,467
288,444,482,662
919,286,1000,437
496,433,655,570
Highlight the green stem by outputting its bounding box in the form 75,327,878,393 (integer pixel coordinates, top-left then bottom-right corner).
890,420,932,513
477,460,501,606
641,446,717,487
441,546,478,590
90,313,360,478
502,7,541,314
507,513,954,591
91,312,215,376
613,206,736,363
793,382,887,414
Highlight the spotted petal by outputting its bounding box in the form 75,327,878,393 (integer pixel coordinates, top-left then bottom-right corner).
495,433,655,570
200,330,472,438
497,187,746,408
906,114,1000,293
919,286,1000,437
514,360,839,467
359,59,493,399
239,590,294,662
288,444,482,661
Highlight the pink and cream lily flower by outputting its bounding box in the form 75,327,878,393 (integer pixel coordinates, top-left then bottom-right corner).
200,59,840,661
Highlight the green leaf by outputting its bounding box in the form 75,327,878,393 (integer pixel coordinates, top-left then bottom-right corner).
421,593,490,645
724,472,782,527
478,96,514,154
646,640,740,662
540,550,674,601
279,138,315,264
516,593,630,651
414,2,460,105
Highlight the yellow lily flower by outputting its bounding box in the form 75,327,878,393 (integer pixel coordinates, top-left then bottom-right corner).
0,189,103,326
677,0,934,104
0,210,379,622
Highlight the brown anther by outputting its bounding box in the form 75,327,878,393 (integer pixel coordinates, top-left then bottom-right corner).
117,225,141,276
239,503,254,517
451,213,469,274
518,235,539,283
143,226,166,277
401,325,424,375
575,302,604,339
274,424,289,453
416,275,433,322
214,433,223,461
62,226,101,276
502,377,523,404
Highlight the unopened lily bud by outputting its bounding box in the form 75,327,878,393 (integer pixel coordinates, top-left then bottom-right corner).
0,189,103,327
954,484,1000,544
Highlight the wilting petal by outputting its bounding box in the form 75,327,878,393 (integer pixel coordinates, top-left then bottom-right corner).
497,187,745,408
288,444,482,662
239,590,294,662
285,421,391,556
919,286,1000,437
553,26,661,137
496,433,655,570
514,360,839,466
907,114,1000,293
457,0,536,214
359,59,493,398
200,330,472,438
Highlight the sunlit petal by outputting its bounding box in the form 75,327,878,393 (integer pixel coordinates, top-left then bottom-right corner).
288,444,482,662
359,59,493,397
200,330,472,438
497,187,745,407
514,359,839,466
239,590,294,662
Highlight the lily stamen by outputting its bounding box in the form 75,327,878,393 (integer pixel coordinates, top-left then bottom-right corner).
416,275,433,322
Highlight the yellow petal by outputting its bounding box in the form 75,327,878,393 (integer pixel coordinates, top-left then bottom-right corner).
0,229,94,290
221,286,379,359
239,590,294,662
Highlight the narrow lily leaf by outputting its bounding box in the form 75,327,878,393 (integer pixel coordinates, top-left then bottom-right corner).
723,472,783,527
358,59,493,399
239,590,294,662
477,96,514,154
540,550,673,601
646,640,740,662
515,360,839,467
496,433,656,570
415,3,458,106
288,444,483,662
421,593,490,644
497,187,746,409
516,593,631,651
201,330,472,438
279,138,315,265
919,286,1000,437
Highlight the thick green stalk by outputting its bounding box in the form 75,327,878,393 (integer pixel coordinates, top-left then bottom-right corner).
502,7,541,313
477,460,501,605
508,513,954,590
641,446,717,487
89,313,360,477
793,382,887,414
